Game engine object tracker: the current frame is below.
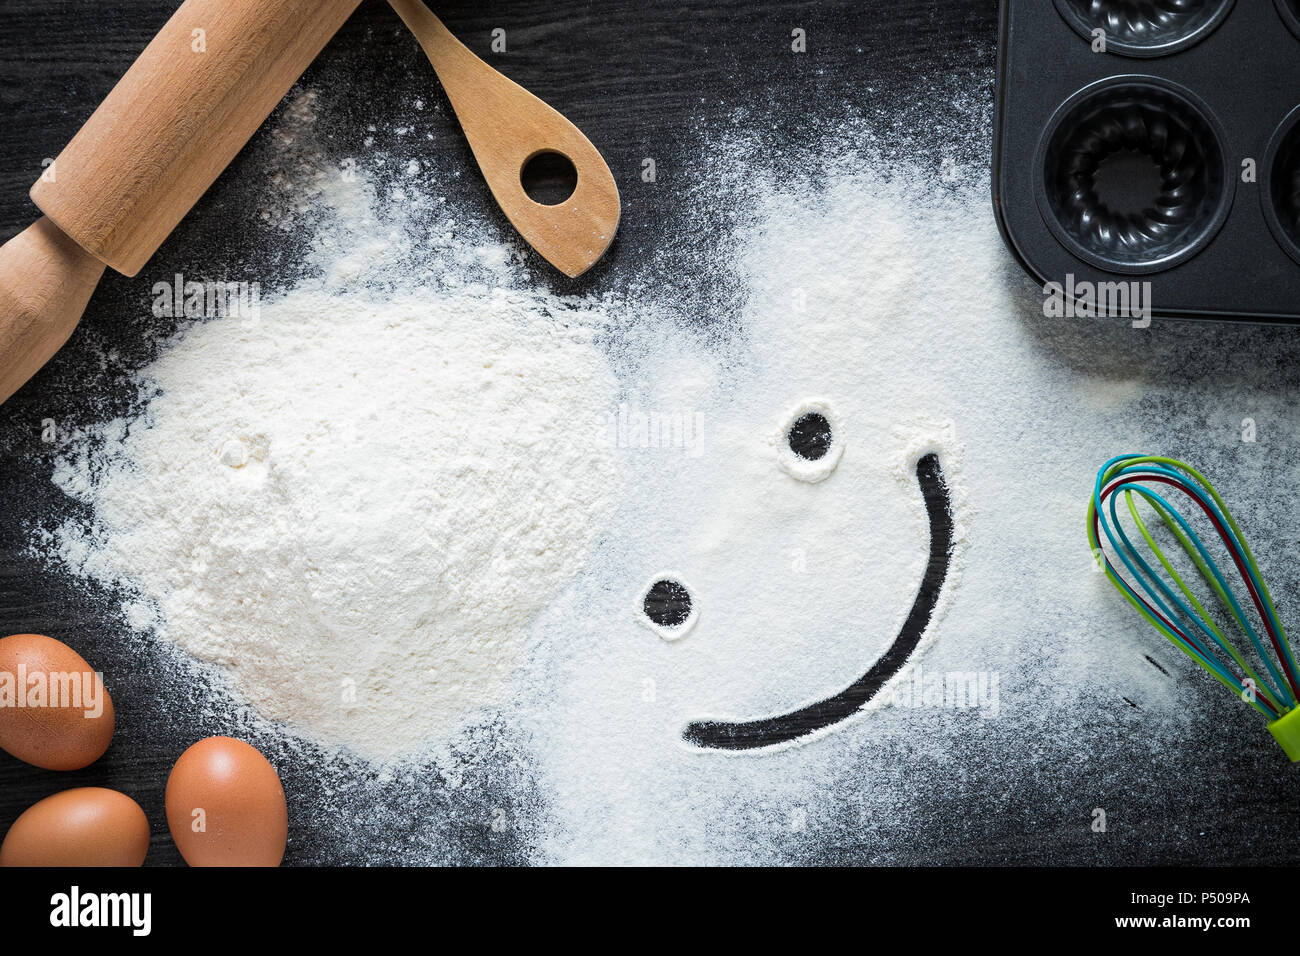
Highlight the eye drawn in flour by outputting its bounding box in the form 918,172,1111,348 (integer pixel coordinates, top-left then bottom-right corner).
638,575,697,640
674,405,955,751
775,399,844,483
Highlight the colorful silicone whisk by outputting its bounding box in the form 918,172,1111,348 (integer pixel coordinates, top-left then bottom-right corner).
1089,455,1300,760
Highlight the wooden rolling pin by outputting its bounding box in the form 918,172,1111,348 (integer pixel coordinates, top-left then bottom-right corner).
0,0,363,406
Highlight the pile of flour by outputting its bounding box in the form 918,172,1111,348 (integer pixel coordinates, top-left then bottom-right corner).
45,285,617,761
37,91,620,760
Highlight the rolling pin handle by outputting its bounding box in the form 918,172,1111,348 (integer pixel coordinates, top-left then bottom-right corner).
0,217,107,405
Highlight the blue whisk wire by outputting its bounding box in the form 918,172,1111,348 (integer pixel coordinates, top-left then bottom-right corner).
1088,455,1300,721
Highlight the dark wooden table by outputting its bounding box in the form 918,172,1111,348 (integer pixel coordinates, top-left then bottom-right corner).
1,0,1292,867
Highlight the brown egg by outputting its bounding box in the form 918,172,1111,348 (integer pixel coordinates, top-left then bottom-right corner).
0,788,149,866
0,634,114,770
165,736,287,867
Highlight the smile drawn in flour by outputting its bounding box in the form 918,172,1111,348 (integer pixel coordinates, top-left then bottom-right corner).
681,453,955,751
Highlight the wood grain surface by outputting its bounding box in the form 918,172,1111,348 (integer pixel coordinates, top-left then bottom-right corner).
0,0,1291,867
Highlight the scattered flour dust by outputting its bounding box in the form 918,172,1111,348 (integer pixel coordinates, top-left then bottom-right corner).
522,150,988,863
30,80,1216,863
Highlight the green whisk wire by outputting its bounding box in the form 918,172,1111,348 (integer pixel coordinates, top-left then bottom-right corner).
1088,454,1300,761
1124,489,1288,717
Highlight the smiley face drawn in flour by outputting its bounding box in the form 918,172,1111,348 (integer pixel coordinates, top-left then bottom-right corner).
642,404,956,752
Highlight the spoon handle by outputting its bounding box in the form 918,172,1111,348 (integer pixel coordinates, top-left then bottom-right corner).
390,0,621,278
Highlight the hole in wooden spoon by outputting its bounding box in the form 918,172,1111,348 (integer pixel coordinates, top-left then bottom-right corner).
521,150,578,205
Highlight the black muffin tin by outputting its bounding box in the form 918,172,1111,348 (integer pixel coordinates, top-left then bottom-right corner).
994,0,1300,322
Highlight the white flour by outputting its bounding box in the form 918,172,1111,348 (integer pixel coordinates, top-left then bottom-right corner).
44,286,617,761
522,149,984,863
36,90,621,760
31,78,1282,863
516,117,1296,863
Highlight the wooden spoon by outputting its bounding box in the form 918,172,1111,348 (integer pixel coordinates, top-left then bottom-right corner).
389,0,620,278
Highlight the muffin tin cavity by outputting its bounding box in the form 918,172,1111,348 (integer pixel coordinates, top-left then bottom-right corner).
1035,77,1233,274
1264,106,1300,265
1053,0,1236,56
997,0,1300,320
